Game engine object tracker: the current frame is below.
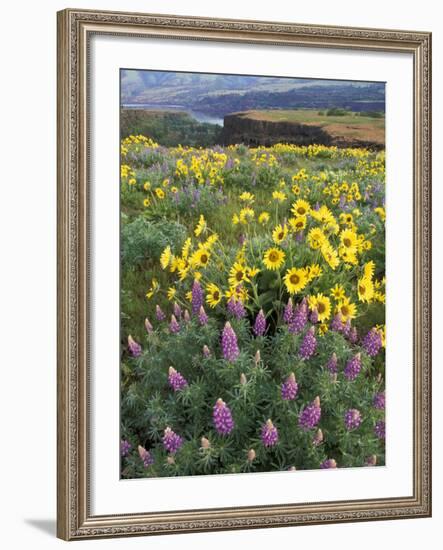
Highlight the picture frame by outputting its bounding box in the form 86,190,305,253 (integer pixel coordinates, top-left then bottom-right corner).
57,8,432,540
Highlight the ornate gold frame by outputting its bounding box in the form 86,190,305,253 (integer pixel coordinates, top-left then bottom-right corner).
57,8,432,540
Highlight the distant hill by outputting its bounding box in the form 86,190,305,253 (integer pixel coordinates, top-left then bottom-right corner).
121,70,385,118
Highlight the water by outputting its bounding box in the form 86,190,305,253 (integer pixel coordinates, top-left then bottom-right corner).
122,104,224,126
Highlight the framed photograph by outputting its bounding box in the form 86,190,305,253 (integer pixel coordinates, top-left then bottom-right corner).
57,8,432,540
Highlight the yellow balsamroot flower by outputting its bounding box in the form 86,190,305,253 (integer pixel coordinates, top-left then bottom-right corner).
203,234,218,249
185,290,193,302
232,214,240,225
308,227,327,250
128,177,136,186
336,297,357,322
225,285,249,303
308,293,332,322
228,262,249,288
311,205,334,224
321,242,340,270
239,191,254,202
182,238,192,259
155,188,165,199
291,199,311,217
288,216,306,232
330,284,346,301
143,198,151,208
143,181,151,191
363,240,372,251
319,323,329,336
374,291,386,304
160,245,172,270
167,287,177,301
145,278,160,299
162,178,170,187
263,247,285,271
291,184,301,195
376,325,386,347
171,186,178,194
272,190,287,202
189,247,210,269
357,276,374,303
306,264,323,281
283,267,308,295
247,266,261,278
194,214,207,237
178,265,190,281
340,228,358,252
239,207,255,224
363,260,376,280
206,283,222,308
339,246,358,266
374,207,386,222
339,212,354,225
272,223,288,245
258,211,270,224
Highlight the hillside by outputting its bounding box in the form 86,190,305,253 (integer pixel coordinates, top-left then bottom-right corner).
221,110,385,149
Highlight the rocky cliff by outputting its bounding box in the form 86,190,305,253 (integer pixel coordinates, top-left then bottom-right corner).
221,113,384,149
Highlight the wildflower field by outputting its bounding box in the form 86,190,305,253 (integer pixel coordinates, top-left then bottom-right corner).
120,135,386,478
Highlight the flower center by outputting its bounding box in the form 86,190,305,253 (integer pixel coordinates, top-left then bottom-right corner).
290,274,300,285
269,252,278,262
343,238,352,247
318,303,326,313
200,254,208,264
236,271,244,281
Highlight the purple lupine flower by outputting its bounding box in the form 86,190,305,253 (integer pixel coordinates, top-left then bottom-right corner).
202,344,211,358
261,419,279,447
227,297,246,319
253,309,267,336
191,279,203,314
138,445,154,468
320,458,337,469
344,353,362,381
374,420,386,439
281,372,299,401
299,327,317,359
128,335,142,357
330,313,346,332
212,398,234,435
221,321,240,362
362,328,383,357
348,326,358,344
312,429,324,447
144,318,153,334
299,396,321,431
373,391,385,410
326,352,338,374
169,314,180,334
156,305,166,322
183,309,191,323
173,302,182,320
198,305,209,326
162,427,184,453
168,366,188,391
288,299,308,334
309,308,319,324
283,298,294,323
342,319,352,337
120,439,132,457
344,408,362,431
296,230,304,243
365,455,377,466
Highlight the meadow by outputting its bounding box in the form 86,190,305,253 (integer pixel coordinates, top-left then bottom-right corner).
120,135,386,478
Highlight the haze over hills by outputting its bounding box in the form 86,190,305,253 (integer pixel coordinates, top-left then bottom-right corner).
121,70,385,118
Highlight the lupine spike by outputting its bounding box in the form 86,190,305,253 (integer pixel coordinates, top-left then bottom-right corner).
128,335,142,357
221,321,240,362
281,372,299,400
156,305,166,321
299,327,317,359
299,396,321,431
198,305,208,325
261,419,279,447
169,314,180,334
213,398,234,435
253,309,267,336
344,353,362,380
162,427,183,453
168,366,188,391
